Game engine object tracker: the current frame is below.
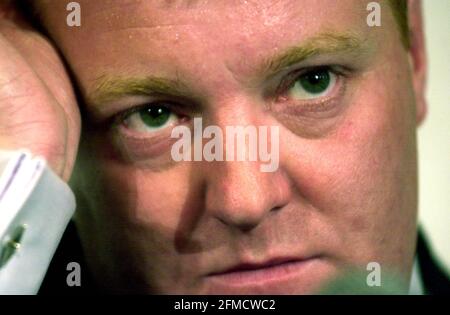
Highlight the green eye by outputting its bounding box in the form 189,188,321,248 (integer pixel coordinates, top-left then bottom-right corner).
139,106,171,128
124,105,178,133
288,68,336,100
298,69,331,94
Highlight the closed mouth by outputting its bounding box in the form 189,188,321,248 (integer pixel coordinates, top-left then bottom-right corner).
206,256,320,286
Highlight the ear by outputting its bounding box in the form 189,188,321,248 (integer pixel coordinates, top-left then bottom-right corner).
407,0,428,125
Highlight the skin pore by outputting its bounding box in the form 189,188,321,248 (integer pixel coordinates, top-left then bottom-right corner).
34,0,426,293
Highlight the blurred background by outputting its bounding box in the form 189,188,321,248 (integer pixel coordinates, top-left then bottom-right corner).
418,0,450,274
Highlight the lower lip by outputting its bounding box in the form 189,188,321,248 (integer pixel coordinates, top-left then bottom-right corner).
206,258,320,289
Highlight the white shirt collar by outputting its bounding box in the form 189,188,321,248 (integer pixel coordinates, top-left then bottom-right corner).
409,256,425,295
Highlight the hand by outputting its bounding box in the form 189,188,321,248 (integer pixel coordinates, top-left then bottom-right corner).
0,2,80,182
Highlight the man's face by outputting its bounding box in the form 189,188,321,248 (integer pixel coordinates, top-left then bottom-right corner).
40,0,422,293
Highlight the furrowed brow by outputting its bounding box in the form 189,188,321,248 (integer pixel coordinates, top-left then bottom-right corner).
88,75,192,106
259,32,366,78
87,33,366,107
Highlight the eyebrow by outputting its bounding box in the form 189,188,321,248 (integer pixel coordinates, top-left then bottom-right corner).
88,32,366,107
89,75,193,106
258,32,366,79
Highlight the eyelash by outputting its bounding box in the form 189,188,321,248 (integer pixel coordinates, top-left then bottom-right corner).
273,65,349,112
278,65,346,95
114,101,186,130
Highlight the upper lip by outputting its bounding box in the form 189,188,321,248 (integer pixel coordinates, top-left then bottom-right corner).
207,256,307,276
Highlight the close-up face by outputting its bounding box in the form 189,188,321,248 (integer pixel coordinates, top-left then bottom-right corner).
35,0,426,294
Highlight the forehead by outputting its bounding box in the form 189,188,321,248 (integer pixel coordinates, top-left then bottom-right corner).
38,0,393,98
40,0,380,50
42,0,373,38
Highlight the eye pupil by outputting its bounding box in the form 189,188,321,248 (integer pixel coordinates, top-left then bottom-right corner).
299,69,331,94
139,106,171,128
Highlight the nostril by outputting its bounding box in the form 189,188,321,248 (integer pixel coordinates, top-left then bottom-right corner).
270,205,283,212
238,222,259,233
217,215,260,233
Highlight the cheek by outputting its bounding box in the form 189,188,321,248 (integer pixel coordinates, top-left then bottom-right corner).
73,126,198,248
73,143,201,291
281,65,417,264
85,157,192,231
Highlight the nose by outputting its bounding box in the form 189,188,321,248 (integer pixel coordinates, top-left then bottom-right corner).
204,156,291,232
201,96,291,232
